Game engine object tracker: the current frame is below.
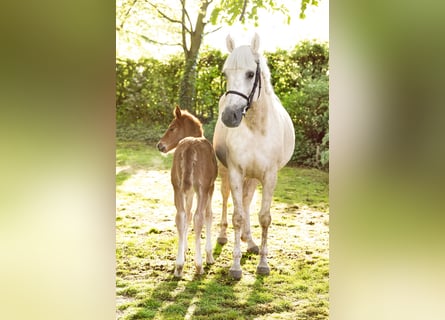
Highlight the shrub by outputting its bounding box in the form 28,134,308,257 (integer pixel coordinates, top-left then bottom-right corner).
116,41,329,169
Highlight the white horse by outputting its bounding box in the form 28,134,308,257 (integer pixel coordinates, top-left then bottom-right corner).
213,33,295,279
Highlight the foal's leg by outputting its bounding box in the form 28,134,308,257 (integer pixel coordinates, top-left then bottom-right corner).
185,191,194,226
174,190,188,278
193,189,208,275
217,164,230,245
242,178,259,253
205,186,215,265
228,168,244,280
256,170,278,275
184,191,194,254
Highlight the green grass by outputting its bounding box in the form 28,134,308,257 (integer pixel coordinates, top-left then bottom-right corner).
274,166,329,210
116,141,329,319
117,141,172,169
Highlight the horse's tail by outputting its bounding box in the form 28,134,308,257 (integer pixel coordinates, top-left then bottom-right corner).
181,146,196,192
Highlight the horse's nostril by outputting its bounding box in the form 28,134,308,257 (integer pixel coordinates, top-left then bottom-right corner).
222,107,243,128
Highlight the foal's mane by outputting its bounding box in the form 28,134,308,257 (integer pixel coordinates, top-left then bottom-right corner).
176,107,203,136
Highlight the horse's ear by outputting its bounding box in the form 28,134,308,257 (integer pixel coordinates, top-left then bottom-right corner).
226,34,235,53
174,105,182,118
251,32,260,54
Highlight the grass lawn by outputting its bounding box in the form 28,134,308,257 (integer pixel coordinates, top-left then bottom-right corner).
116,141,329,319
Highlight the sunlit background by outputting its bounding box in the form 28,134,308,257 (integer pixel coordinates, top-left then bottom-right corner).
117,0,329,60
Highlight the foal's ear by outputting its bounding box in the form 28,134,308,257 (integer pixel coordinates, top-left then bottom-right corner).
174,105,182,118
226,34,235,53
251,32,260,54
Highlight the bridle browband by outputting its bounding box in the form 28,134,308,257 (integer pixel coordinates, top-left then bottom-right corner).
224,61,262,115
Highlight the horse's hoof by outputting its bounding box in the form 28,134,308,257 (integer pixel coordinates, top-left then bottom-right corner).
256,265,270,275
195,266,204,275
217,237,228,245
247,245,259,254
229,269,243,280
174,266,183,278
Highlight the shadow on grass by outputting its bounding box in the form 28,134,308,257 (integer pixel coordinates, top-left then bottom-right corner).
127,275,181,319
126,242,256,319
128,244,296,320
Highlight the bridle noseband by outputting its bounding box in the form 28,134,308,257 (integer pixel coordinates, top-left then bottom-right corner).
225,61,262,115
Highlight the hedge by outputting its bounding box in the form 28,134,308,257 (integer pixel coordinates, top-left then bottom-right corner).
116,40,329,169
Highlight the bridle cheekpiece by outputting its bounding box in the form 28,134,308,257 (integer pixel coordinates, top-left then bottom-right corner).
224,61,262,115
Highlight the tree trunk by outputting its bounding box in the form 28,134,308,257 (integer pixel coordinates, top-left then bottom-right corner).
179,53,198,111
178,0,211,112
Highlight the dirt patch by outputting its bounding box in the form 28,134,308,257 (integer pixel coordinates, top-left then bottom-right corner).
116,167,329,319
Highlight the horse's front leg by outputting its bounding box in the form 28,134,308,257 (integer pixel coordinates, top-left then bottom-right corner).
228,168,244,280
242,178,259,254
217,164,230,245
256,170,278,275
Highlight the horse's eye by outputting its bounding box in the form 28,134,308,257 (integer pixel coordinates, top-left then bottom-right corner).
169,127,176,132
246,71,255,79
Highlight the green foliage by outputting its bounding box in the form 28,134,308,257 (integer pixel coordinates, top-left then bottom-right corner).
210,0,290,26
209,0,319,26
195,49,227,121
116,41,329,169
267,41,329,169
116,55,184,126
299,0,320,19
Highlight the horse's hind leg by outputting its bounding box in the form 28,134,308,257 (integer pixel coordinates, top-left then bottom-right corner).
242,178,259,254
228,169,244,280
256,171,277,276
217,164,230,245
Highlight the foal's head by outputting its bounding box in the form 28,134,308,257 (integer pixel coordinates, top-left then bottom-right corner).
157,106,203,153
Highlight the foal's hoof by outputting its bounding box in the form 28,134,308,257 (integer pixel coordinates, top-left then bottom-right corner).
256,265,270,276
217,237,228,245
229,269,243,280
247,245,259,254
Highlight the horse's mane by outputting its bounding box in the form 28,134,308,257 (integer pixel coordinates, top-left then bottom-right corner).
223,45,272,94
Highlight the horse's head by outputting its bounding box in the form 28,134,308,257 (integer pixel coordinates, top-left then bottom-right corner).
157,106,203,153
221,33,268,128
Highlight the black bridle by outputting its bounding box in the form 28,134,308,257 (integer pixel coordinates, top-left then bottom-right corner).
224,61,262,115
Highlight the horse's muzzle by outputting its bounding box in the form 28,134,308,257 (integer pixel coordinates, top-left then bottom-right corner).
221,107,244,128
157,141,167,153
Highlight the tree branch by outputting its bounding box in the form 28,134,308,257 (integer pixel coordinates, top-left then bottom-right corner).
240,0,248,22
181,0,189,54
117,26,182,46
204,26,222,35
118,0,138,30
145,0,191,33
181,0,194,33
